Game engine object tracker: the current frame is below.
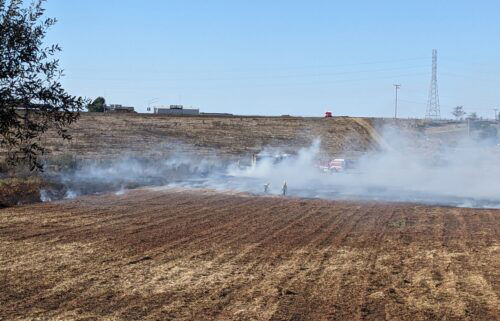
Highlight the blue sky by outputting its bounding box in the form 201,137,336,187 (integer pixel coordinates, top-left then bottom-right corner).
44,0,500,118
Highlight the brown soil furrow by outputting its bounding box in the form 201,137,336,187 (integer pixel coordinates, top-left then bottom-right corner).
126,197,298,259
153,202,333,320
355,205,399,321
206,204,349,320
0,189,498,321
267,205,376,321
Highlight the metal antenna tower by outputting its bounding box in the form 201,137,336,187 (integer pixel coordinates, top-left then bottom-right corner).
425,49,440,120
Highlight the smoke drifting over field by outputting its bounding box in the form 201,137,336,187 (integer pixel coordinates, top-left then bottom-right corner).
224,130,500,208
42,126,500,208
41,155,225,201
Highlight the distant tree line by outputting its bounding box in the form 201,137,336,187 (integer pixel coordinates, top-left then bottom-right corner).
451,106,481,121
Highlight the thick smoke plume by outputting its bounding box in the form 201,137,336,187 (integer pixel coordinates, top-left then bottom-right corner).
42,125,500,208
228,127,500,208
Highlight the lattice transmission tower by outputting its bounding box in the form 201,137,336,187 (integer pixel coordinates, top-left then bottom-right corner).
425,49,440,119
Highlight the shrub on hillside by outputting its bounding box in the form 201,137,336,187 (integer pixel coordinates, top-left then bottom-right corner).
0,177,42,207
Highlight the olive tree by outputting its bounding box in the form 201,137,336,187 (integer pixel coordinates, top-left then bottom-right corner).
0,0,86,170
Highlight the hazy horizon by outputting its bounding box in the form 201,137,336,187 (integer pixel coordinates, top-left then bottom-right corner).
44,0,500,118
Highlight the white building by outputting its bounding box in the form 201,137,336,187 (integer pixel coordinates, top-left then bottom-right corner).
154,105,199,115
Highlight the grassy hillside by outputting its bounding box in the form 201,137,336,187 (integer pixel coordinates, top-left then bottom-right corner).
27,113,421,161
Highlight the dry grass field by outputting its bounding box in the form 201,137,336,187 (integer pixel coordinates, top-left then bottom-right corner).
1,188,498,320
33,114,417,160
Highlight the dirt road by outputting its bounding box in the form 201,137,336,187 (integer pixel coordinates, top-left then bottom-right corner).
1,188,498,320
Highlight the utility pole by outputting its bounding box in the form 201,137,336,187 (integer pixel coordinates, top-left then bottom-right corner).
393,84,401,119
494,108,498,121
147,98,158,113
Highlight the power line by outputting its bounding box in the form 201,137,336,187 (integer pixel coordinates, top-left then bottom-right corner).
66,57,431,75
440,72,500,84
86,72,428,91
64,64,429,83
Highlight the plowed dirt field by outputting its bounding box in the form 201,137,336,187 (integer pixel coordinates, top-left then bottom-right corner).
1,188,499,321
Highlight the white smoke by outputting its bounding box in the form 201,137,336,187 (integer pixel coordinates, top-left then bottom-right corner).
39,189,52,202
227,139,323,194
42,152,226,199
64,190,78,199
114,186,127,196
41,124,500,208
222,126,500,208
